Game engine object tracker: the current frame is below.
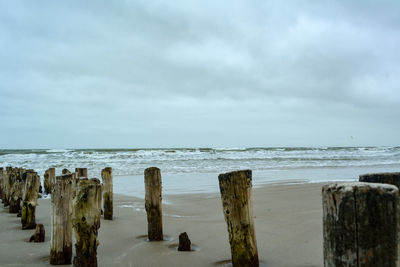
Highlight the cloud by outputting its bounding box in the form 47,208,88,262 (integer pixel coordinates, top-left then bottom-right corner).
0,0,399,147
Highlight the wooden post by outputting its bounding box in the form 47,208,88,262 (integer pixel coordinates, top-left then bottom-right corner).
30,224,45,242
0,167,3,202
21,171,40,229
50,173,74,265
75,168,88,179
178,232,191,251
72,178,102,267
3,167,11,207
9,168,24,214
144,167,163,241
218,170,258,267
322,182,399,266
101,167,113,220
360,172,400,188
44,168,56,195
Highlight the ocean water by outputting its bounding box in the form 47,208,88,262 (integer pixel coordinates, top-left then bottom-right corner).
1,147,399,197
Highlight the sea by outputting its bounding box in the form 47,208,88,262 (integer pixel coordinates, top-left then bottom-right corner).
1,147,399,198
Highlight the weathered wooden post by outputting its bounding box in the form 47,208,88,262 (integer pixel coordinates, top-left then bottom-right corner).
218,170,258,267
21,171,40,229
9,168,24,214
3,167,11,207
101,167,113,220
359,172,400,188
75,168,88,179
144,167,163,241
50,173,74,265
72,178,102,267
0,167,3,201
322,182,399,266
44,168,56,195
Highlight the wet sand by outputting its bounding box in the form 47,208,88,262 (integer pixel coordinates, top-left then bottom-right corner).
0,182,324,267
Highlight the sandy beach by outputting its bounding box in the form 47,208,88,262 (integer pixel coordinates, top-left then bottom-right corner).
0,182,324,267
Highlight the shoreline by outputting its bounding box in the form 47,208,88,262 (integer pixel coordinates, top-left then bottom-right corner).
0,182,325,266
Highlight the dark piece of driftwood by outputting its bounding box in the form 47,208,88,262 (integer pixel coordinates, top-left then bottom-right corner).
178,232,191,251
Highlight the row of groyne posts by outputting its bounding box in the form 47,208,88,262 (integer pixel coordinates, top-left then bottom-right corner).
0,167,400,266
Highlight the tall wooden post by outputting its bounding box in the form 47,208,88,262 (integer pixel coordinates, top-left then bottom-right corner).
21,171,40,229
218,170,258,267
75,168,88,179
72,178,102,267
50,173,74,265
44,168,56,195
359,172,400,188
144,167,163,241
322,182,399,266
101,167,113,220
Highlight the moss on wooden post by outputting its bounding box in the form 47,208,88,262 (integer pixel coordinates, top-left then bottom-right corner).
144,167,163,241
101,167,113,220
218,170,259,267
72,178,102,267
21,171,40,229
322,182,399,266
50,173,74,265
75,168,88,179
44,168,56,195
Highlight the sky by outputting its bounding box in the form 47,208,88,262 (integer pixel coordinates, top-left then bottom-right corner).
0,0,399,148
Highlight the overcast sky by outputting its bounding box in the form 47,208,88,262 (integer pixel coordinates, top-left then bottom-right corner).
0,0,399,148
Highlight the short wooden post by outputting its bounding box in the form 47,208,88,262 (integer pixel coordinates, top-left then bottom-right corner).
44,168,56,195
21,171,40,229
359,172,400,188
101,167,113,220
322,182,399,266
30,224,45,242
178,232,191,251
9,168,24,214
218,170,258,267
75,168,88,179
72,178,102,267
144,167,163,241
50,173,74,265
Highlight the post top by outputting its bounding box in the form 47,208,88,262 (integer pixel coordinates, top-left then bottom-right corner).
218,169,252,182
322,182,398,194
360,172,400,178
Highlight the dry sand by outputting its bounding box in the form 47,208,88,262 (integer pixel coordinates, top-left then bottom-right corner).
0,182,324,267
